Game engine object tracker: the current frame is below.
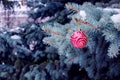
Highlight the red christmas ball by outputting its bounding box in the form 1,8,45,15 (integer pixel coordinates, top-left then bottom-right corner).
70,30,88,48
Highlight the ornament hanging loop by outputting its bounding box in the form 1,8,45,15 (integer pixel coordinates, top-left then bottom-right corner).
75,18,81,31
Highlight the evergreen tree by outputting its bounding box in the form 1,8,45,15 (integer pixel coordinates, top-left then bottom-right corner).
0,1,120,80
41,2,120,80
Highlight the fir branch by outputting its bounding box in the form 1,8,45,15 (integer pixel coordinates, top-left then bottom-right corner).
67,55,78,62
44,28,66,37
75,18,101,29
66,5,80,12
66,5,102,29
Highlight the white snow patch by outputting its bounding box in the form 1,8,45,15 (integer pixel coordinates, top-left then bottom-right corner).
111,14,120,23
103,8,120,23
33,8,39,13
103,8,120,13
79,10,87,20
11,35,21,40
9,27,20,32
2,62,5,65
14,52,18,55
14,5,29,12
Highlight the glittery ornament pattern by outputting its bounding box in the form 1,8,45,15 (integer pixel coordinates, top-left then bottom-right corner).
70,30,88,48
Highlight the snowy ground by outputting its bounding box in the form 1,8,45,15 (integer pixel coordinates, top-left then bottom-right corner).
0,3,29,29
